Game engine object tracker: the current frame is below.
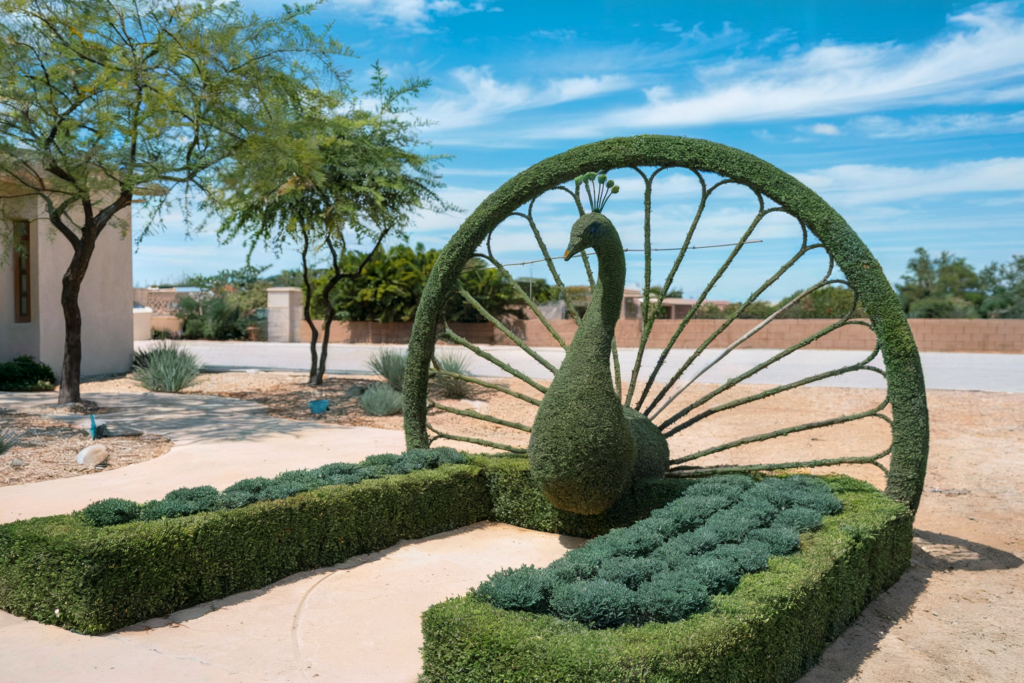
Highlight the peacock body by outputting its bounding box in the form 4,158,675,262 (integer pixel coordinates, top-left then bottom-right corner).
528,204,669,516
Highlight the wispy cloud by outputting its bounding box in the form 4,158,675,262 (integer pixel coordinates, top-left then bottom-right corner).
422,67,633,130
541,2,1024,137
333,0,499,32
795,157,1024,205
853,111,1024,138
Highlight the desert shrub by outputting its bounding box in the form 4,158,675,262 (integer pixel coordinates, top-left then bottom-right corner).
133,342,202,393
81,498,141,527
0,355,56,391
474,474,843,629
0,428,17,455
367,348,406,391
433,351,472,398
360,382,403,416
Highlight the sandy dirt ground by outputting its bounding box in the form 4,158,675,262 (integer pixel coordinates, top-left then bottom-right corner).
74,371,1024,681
0,408,173,487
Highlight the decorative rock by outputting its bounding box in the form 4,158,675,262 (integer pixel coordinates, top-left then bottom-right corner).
9,457,25,469
76,444,109,467
105,425,143,438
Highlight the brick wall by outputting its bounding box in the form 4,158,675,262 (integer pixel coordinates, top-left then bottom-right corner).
298,318,1024,353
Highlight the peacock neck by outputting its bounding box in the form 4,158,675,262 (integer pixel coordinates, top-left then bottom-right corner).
569,226,626,366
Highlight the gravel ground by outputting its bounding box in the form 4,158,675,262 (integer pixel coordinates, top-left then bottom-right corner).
0,408,173,487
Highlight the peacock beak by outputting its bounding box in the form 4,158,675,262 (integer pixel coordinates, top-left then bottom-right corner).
564,244,581,260
563,249,572,260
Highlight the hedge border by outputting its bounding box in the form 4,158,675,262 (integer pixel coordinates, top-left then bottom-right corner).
0,464,490,634
420,474,913,683
403,135,930,513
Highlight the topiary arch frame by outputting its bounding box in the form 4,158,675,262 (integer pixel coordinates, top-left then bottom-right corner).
403,135,929,514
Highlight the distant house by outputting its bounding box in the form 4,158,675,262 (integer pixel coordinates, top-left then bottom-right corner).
1,181,134,379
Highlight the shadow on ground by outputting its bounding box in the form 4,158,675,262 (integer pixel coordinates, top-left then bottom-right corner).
798,530,1022,682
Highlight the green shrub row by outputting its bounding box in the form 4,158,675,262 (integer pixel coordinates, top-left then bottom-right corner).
475,475,842,628
0,463,491,634
420,475,914,683
82,447,466,527
0,355,56,391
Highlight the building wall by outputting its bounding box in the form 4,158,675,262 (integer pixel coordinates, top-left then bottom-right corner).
1,192,133,378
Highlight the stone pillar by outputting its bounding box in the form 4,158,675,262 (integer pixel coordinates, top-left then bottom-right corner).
266,287,303,342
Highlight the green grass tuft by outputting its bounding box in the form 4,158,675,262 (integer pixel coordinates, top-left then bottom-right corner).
132,342,202,393
360,382,404,416
367,348,407,391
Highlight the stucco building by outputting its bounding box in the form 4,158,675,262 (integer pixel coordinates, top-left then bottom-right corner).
1,184,134,379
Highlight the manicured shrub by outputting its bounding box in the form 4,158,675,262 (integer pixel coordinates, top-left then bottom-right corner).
140,486,222,521
81,498,141,527
421,476,916,683
360,382,403,416
473,474,844,629
0,355,55,391
623,406,670,479
84,448,470,527
0,464,491,634
133,342,202,393
475,565,549,614
549,579,636,629
367,348,406,391
434,351,472,398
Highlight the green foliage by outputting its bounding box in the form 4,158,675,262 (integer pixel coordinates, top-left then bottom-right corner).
434,351,473,398
0,464,490,634
777,285,867,318
898,247,983,314
367,348,407,391
132,343,202,393
0,355,56,391
81,499,141,527
515,278,561,305
140,486,223,521
623,407,670,479
979,255,1024,318
474,475,842,630
402,135,929,515
361,383,404,416
0,428,18,456
420,475,914,683
83,448,467,528
310,244,526,324
529,212,635,515
170,266,271,339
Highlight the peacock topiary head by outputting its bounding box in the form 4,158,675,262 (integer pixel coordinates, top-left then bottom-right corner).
564,212,616,261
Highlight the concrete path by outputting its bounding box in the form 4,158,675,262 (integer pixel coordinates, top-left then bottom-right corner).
138,340,1024,393
0,521,583,683
0,391,407,523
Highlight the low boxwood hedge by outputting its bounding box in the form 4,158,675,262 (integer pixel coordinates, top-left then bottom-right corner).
420,475,913,683
0,464,490,634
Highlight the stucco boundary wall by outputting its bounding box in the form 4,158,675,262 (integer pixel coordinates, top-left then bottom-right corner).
300,318,1023,353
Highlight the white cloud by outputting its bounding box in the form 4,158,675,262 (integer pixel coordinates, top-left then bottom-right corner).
422,67,633,130
543,2,1024,136
810,122,841,136
333,0,496,31
854,111,1024,138
795,157,1024,205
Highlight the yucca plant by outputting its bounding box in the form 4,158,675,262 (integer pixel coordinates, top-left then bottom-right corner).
360,382,404,416
133,342,202,393
367,348,407,392
434,351,473,399
0,428,17,455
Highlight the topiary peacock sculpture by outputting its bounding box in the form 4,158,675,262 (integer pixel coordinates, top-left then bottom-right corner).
528,173,670,515
404,136,930,522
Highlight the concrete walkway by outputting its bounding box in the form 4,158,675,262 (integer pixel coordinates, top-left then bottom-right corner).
0,391,407,523
138,340,1024,393
0,521,583,683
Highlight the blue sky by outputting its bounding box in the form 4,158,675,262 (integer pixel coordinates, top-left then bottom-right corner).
134,0,1024,301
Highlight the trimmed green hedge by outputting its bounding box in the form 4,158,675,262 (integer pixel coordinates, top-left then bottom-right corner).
420,475,913,683
0,464,490,634
472,455,696,538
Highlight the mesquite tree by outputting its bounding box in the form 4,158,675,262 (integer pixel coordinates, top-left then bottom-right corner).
214,64,453,385
0,0,349,403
